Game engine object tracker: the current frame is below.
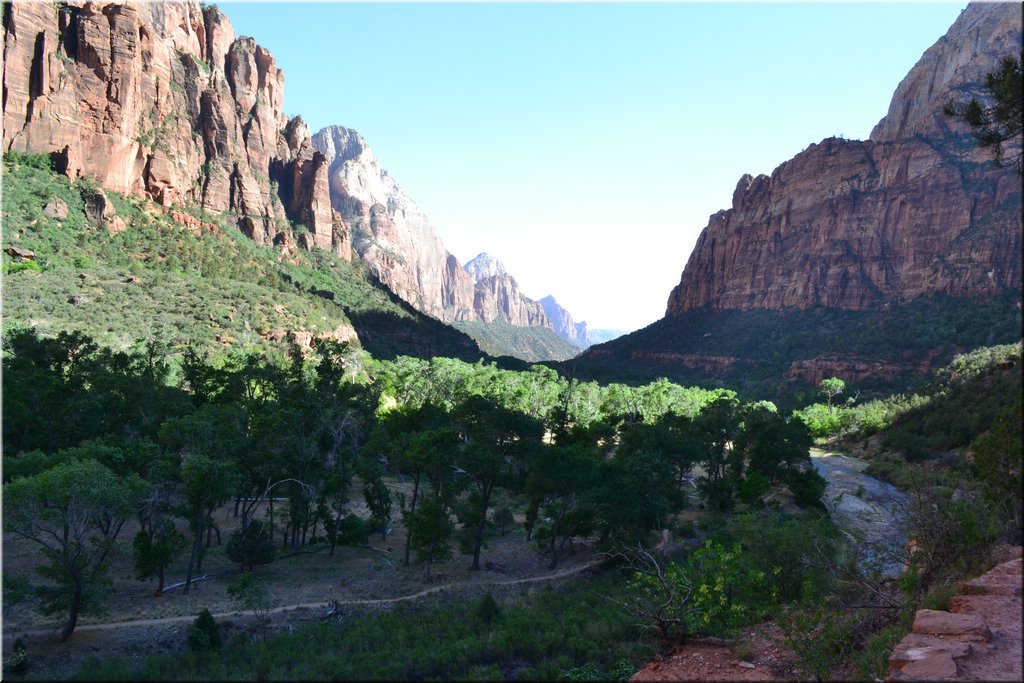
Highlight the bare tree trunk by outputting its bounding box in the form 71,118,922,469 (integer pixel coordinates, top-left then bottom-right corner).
184,517,204,594
403,472,421,567
60,582,83,641
471,485,492,571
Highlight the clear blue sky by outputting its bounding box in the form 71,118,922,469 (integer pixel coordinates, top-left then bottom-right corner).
220,1,969,332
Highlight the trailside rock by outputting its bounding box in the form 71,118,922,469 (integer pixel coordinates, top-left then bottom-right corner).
912,610,992,640
888,553,1022,682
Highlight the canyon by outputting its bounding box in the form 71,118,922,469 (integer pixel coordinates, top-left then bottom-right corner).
1,1,588,359
582,2,1022,393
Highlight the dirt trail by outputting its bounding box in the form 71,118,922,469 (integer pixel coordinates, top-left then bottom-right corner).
4,558,604,640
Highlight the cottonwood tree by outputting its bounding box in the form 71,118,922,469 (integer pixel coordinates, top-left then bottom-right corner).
694,395,742,512
819,377,845,414
3,459,146,640
370,404,460,566
529,443,598,569
454,396,543,570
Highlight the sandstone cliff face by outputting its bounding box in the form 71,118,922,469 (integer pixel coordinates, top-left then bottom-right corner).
2,1,350,260
665,3,1021,317
539,295,589,348
312,125,478,322
464,253,549,328
312,127,554,329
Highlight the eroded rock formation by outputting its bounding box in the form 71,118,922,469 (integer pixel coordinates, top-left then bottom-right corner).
464,253,548,327
2,1,349,259
540,295,590,348
665,3,1021,317
888,553,1022,681
312,127,557,329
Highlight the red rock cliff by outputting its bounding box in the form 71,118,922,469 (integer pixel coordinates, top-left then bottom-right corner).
2,1,349,260
665,3,1021,317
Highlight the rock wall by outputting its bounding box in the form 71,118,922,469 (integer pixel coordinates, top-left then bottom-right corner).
312,127,555,329
888,552,1022,682
540,295,589,348
2,1,350,259
666,2,1021,317
464,253,549,328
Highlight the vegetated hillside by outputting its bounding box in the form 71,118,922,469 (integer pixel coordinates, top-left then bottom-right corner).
0,2,575,364
836,342,1022,470
574,297,1022,405
1,153,485,363
454,320,582,364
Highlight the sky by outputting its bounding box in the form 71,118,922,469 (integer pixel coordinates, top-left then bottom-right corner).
219,1,969,333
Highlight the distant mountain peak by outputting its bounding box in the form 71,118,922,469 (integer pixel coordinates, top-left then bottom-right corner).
464,253,507,282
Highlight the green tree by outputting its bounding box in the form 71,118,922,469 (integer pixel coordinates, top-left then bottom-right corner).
175,450,237,593
454,396,543,570
819,377,845,414
694,396,741,512
3,459,146,640
971,399,1023,541
619,540,776,644
944,51,1023,174
530,443,598,569
226,574,274,640
370,404,459,566
406,495,455,582
187,608,222,651
133,518,188,595
226,520,276,571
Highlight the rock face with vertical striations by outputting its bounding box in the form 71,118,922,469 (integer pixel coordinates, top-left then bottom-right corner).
577,2,1022,393
312,126,557,330
2,1,350,259
312,124,478,323
665,3,1021,318
464,253,548,328
539,295,590,348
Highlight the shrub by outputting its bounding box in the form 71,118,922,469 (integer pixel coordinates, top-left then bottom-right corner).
777,604,856,681
853,622,907,681
226,520,275,571
187,609,222,651
4,259,42,274
473,592,503,626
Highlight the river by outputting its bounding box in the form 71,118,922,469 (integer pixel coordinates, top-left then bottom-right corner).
810,449,911,576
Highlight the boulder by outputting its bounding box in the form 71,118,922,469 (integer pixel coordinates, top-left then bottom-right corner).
912,610,991,641
42,198,69,219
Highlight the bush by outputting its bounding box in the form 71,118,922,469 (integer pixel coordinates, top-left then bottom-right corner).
473,592,503,626
226,520,275,571
187,609,222,651
777,604,856,681
852,622,907,681
4,259,42,274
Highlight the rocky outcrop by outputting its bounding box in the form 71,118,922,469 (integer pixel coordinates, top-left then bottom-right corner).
464,253,549,328
312,125,479,322
539,295,589,348
312,127,554,329
888,553,1022,682
665,3,1021,317
788,356,934,385
2,1,349,259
